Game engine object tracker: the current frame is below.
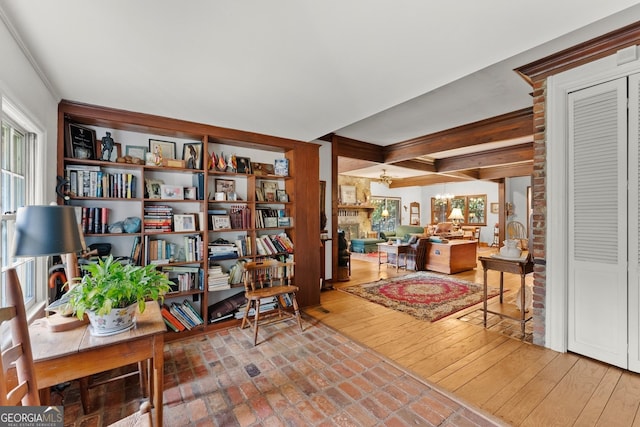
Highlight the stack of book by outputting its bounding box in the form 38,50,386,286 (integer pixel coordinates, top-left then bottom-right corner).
161,300,204,332
234,296,277,319
208,265,230,291
229,204,251,229
144,205,173,232
208,243,238,260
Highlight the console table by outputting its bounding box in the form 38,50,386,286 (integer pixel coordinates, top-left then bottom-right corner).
29,303,165,426
478,253,534,338
377,242,411,270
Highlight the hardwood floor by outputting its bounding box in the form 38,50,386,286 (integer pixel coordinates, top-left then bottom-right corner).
305,247,640,426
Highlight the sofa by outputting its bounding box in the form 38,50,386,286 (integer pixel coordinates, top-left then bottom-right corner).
350,225,427,253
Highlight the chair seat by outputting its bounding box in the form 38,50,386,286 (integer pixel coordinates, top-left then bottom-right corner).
245,285,299,300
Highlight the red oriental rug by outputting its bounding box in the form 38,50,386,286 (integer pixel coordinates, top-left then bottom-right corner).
341,272,500,322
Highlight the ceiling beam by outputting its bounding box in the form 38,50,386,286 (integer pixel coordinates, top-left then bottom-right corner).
391,174,471,188
388,159,436,172
332,134,385,162
478,163,533,180
436,142,533,172
383,108,533,163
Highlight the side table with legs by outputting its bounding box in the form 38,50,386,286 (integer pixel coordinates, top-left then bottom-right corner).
376,242,410,271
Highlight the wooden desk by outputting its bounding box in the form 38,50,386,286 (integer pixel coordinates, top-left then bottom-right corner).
478,254,534,338
30,303,165,426
377,242,411,270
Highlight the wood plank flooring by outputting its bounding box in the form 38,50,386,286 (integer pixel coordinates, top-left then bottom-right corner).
304,247,640,426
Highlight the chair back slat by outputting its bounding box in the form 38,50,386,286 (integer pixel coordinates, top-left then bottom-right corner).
242,260,294,292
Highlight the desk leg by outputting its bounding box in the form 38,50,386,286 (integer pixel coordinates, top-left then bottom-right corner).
378,251,382,271
520,273,526,337
483,268,488,327
152,336,164,427
499,272,504,303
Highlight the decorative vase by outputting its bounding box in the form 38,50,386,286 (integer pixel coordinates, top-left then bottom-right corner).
87,303,137,336
500,239,522,258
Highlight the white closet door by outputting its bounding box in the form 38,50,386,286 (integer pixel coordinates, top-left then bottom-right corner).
629,73,640,372
568,78,628,369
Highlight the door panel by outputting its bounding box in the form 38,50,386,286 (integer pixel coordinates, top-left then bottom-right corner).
629,73,640,371
568,78,628,369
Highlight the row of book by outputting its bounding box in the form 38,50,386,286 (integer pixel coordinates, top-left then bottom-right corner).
255,233,294,255
160,301,204,332
162,266,203,292
255,208,286,229
80,206,109,234
208,243,239,260
228,204,251,229
66,165,136,198
144,205,173,232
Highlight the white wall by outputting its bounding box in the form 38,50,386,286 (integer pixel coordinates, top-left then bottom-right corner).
0,18,58,203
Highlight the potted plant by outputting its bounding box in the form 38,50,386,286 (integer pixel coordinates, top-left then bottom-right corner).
66,255,172,336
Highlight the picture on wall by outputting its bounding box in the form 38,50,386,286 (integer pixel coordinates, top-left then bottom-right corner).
182,142,203,169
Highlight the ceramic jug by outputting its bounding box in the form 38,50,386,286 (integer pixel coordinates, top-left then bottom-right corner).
500,239,522,258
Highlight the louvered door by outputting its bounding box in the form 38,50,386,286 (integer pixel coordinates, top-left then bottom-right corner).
567,77,628,368
628,74,640,371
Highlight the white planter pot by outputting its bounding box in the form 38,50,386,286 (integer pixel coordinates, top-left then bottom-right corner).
87,303,137,336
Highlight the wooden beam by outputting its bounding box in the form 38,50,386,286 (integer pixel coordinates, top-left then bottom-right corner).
384,108,533,163
390,174,471,188
332,135,385,162
388,159,436,173
436,142,533,172
478,163,533,180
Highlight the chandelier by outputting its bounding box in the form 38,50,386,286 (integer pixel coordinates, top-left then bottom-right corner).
435,183,453,200
379,169,393,186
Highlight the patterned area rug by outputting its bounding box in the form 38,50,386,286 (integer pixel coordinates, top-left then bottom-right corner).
341,272,500,322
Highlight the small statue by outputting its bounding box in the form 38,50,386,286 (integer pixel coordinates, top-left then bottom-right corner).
153,145,163,166
101,132,114,161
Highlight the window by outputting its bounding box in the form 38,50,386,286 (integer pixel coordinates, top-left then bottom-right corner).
1,100,42,310
371,197,400,232
430,194,487,226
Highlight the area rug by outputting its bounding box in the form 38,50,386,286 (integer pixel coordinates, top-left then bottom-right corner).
341,272,500,322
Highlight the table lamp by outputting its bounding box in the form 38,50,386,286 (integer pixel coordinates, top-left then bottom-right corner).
448,208,465,230
11,205,83,329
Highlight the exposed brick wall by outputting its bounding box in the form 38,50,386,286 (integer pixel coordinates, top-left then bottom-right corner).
531,79,547,346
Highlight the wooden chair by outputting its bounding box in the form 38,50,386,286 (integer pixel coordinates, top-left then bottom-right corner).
0,268,40,405
240,260,303,345
506,220,528,249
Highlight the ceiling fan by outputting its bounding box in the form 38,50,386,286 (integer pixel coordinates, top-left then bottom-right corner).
378,169,393,186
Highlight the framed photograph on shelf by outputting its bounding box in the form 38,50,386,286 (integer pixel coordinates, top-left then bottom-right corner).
174,214,196,232
274,158,289,176
262,181,278,202
97,142,122,162
237,157,252,174
125,145,148,160
490,202,499,214
148,139,176,160
340,185,357,205
276,189,289,202
145,178,164,199
67,123,97,160
160,184,184,200
215,179,235,195
251,162,275,176
211,215,231,230
182,142,203,170
184,186,197,200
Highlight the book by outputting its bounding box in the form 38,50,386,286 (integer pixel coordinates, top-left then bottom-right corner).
161,305,186,332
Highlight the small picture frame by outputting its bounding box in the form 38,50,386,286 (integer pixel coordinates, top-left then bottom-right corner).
67,123,97,160
211,215,231,230
340,185,357,205
182,142,203,170
160,184,184,200
262,181,278,202
97,142,122,162
149,139,176,161
276,189,289,202
274,158,289,176
251,162,275,176
145,178,164,199
174,214,196,232
215,179,235,194
490,202,499,214
237,157,252,174
125,145,149,160
184,186,197,200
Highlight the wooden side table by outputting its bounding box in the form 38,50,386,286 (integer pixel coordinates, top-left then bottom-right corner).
377,242,410,270
478,253,534,338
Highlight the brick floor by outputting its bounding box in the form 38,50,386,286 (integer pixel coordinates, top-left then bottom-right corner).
54,317,506,426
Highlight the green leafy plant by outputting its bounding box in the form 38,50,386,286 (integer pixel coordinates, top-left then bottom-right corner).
66,255,172,320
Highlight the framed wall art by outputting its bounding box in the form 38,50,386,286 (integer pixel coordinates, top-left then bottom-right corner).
67,123,97,160
125,145,148,160
215,179,235,195
182,142,203,170
145,178,164,199
340,185,357,205
160,184,184,200
211,215,231,230
148,139,176,161
237,157,252,174
174,214,196,232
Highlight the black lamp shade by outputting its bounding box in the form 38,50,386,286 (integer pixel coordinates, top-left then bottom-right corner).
13,205,83,257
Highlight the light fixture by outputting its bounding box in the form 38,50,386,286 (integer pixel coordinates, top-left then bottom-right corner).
379,169,393,186
435,183,454,200
381,198,389,218
448,207,465,228
11,205,84,324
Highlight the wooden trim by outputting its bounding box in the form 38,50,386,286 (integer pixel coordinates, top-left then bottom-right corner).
516,21,640,84
384,108,533,164
333,134,385,162
436,142,534,172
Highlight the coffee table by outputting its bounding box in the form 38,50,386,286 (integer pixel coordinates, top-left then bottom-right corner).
377,242,411,270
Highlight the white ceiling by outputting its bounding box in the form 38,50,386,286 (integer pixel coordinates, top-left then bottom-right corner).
1,1,640,150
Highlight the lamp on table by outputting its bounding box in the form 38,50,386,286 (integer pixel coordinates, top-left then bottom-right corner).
11,205,84,330
448,207,465,231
